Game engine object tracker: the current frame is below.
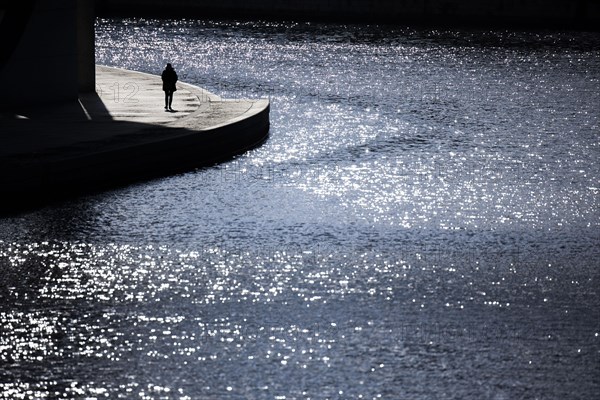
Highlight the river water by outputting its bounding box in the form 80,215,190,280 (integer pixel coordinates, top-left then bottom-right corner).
1,19,599,399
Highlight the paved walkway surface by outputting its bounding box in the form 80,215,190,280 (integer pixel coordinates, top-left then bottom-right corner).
95,65,206,124
0,65,268,163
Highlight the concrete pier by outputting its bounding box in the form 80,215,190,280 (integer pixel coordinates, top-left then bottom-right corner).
0,66,270,213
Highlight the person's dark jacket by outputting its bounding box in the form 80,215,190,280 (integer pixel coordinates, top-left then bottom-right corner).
161,67,178,92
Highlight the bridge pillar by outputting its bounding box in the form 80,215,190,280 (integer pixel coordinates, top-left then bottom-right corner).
0,0,95,108
78,0,95,93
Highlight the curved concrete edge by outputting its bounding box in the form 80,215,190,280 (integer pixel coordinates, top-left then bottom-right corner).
203,99,269,131
0,73,270,214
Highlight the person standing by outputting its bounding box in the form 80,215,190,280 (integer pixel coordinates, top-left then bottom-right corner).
161,63,178,111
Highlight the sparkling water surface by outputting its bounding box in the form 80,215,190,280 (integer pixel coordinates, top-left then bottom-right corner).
1,19,599,399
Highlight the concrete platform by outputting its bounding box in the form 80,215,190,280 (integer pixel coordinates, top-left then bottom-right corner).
0,65,270,213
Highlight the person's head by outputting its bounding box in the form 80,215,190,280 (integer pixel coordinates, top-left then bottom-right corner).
166,63,173,70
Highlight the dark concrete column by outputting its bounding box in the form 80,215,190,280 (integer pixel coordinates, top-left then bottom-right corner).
77,0,95,93
0,0,78,108
0,0,97,108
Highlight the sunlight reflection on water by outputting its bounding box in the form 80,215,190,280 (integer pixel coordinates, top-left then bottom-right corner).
0,19,599,399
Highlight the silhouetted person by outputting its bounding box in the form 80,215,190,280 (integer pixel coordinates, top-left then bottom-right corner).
161,63,178,111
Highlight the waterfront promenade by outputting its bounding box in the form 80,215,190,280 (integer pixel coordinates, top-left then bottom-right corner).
0,66,270,212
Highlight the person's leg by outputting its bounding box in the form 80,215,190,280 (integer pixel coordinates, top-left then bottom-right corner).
168,91,174,110
164,92,169,109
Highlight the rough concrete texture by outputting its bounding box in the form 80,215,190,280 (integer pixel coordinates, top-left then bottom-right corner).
0,65,270,212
